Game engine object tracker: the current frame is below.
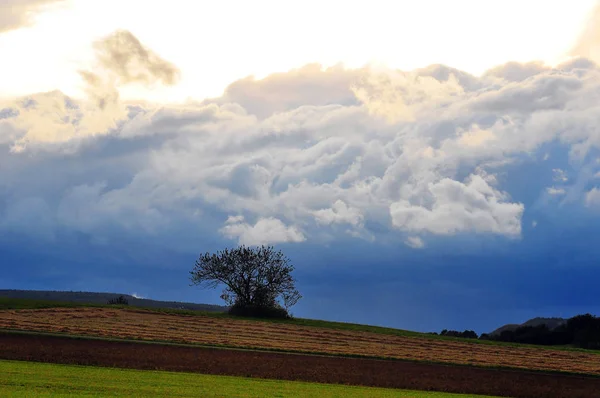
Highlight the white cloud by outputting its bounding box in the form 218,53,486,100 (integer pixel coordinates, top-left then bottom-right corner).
405,236,425,249
351,66,464,123
483,61,550,83
225,215,245,224
553,169,569,182
585,188,600,207
220,217,305,246
215,63,359,119
546,187,566,195
390,175,523,237
3,55,600,252
2,30,180,153
313,200,363,226
457,125,496,147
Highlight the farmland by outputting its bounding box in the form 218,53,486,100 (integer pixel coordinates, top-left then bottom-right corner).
2,360,489,398
4,333,600,398
1,307,600,375
3,303,600,397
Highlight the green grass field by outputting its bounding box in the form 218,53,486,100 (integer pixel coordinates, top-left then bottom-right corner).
0,360,496,398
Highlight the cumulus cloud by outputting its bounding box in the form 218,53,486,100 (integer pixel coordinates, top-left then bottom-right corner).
483,61,550,82
77,29,180,111
4,56,600,252
214,63,360,119
220,217,305,246
405,236,425,249
1,30,181,152
314,200,363,226
547,187,566,195
351,66,464,123
78,70,120,111
0,0,65,33
586,188,600,207
1,90,125,153
457,125,496,147
90,30,181,87
390,175,523,236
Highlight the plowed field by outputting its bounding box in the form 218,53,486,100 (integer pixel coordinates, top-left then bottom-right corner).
3,333,600,398
1,307,599,376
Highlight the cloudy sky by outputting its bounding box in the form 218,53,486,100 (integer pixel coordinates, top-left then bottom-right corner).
2,0,600,334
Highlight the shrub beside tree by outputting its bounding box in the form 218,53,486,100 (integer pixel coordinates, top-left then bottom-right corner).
190,245,301,319
107,295,129,305
440,329,478,339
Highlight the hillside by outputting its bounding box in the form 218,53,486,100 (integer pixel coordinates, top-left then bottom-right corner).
0,289,227,312
490,317,567,336
2,299,600,398
1,305,600,377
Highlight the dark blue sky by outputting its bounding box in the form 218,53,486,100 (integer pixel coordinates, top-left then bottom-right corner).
3,208,600,334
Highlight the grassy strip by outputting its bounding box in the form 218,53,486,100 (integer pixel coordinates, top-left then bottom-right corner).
2,297,598,355
0,297,106,310
0,359,497,397
2,329,599,379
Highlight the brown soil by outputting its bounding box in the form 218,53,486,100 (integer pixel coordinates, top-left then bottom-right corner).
1,332,600,398
1,307,599,376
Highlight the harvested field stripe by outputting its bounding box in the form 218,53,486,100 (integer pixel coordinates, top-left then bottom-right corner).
2,307,600,376
0,360,494,398
3,298,598,356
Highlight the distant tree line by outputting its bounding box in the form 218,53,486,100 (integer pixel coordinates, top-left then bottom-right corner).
439,329,478,339
429,329,478,339
481,314,600,349
436,314,600,350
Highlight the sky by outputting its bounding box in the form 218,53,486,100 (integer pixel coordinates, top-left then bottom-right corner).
1,0,600,334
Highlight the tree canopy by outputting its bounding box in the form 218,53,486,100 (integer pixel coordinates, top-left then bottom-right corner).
190,245,301,318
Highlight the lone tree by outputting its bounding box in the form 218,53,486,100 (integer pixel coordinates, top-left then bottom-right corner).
190,245,301,319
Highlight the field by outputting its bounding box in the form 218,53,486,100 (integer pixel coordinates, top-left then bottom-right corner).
1,360,489,398
3,303,600,397
1,307,599,375
4,333,600,398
